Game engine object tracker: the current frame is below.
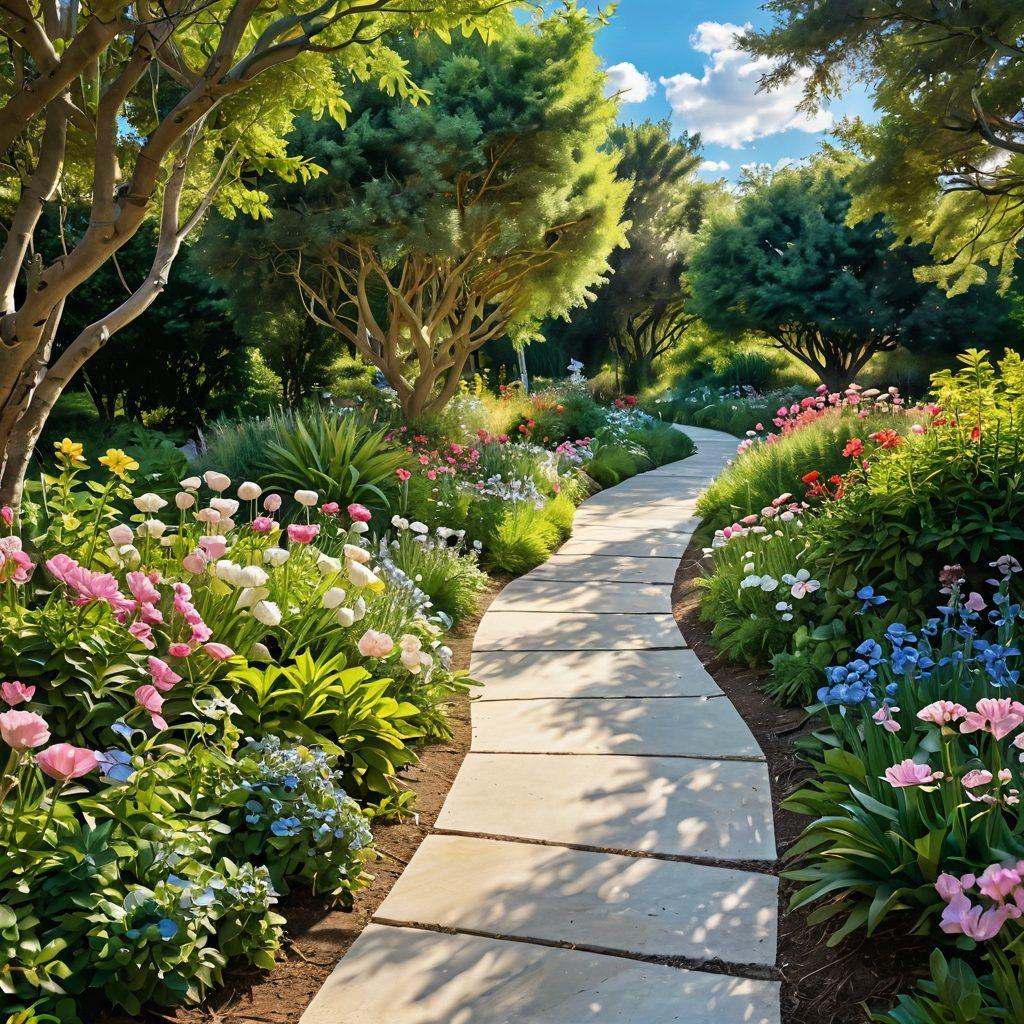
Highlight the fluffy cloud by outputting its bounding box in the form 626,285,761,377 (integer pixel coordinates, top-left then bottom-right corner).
660,22,833,148
604,62,656,104
699,159,731,174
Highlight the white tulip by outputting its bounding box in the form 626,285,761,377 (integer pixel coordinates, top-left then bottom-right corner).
352,596,367,622
138,519,167,539
343,544,371,564
321,587,348,609
108,524,134,546
237,565,269,589
391,516,409,530
113,544,141,569
350,521,369,534
236,586,270,610
159,535,176,547
237,481,262,501
294,489,319,507
347,562,380,589
250,642,273,662
215,560,243,585
196,507,221,524
334,606,355,628
175,491,196,510
203,470,231,492
262,547,290,567
210,497,239,517
317,553,342,576
133,492,167,514
251,600,282,626
180,476,202,490
410,521,428,534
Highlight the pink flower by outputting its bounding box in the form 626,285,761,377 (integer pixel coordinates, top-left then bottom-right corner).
168,643,192,659
0,536,33,585
263,494,282,513
1,681,35,706
936,872,975,902
181,550,208,574
251,516,275,534
884,759,938,787
0,709,50,750
287,524,320,545
872,705,901,733
134,684,167,729
960,698,1024,740
126,571,161,606
147,656,181,693
347,503,372,522
190,621,213,644
198,535,228,560
320,502,340,516
917,700,968,725
962,769,994,790
940,893,1010,940
35,743,98,781
965,591,987,613
978,864,1023,903
203,642,235,661
357,629,394,658
0,506,12,527
128,621,155,649
396,468,411,482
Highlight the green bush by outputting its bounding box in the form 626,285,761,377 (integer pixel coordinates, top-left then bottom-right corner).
484,502,561,575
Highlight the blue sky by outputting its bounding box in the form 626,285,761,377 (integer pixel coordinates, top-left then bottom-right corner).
593,0,875,180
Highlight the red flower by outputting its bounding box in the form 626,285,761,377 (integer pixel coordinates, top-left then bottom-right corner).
970,424,981,442
842,438,863,458
396,468,411,481
869,429,902,450
801,470,820,484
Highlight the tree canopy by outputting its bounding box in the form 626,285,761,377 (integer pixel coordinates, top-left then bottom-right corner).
744,2,1024,294
0,0,509,503
209,6,629,418
689,159,1004,391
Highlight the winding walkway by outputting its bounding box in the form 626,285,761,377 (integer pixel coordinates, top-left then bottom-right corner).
302,425,779,1024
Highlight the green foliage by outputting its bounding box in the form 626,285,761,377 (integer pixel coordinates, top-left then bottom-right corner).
689,157,1006,389
484,503,562,576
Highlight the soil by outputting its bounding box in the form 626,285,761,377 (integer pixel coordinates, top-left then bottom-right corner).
112,579,506,1024
672,539,929,1024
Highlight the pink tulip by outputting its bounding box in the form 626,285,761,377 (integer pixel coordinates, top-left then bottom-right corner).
0,536,33,584
0,506,12,527
168,643,192,659
320,502,341,516
1,681,35,706
357,629,394,658
147,657,181,693
181,551,208,574
962,769,994,790
917,700,968,725
960,698,1024,740
978,864,1022,903
198,535,228,561
263,494,282,512
940,893,1010,940
884,759,938,787
0,709,50,750
203,642,235,661
128,621,155,649
126,571,161,605
287,524,320,545
134,684,167,729
347,503,372,522
35,743,98,781
251,516,275,534
936,872,975,902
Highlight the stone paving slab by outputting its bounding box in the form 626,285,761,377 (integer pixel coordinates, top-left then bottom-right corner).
470,649,722,699
374,835,778,966
526,554,682,584
571,509,702,533
437,753,776,861
471,695,763,758
489,579,673,614
473,611,684,650
558,530,689,559
301,925,781,1024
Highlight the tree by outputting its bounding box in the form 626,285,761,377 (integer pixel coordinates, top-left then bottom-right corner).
211,6,629,419
743,2,1024,294
562,120,721,391
689,160,1002,391
0,0,505,505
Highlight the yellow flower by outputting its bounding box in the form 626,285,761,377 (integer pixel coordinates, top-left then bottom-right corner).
54,437,87,468
98,448,140,479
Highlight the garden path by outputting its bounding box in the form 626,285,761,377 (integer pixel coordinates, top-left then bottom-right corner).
301,425,780,1024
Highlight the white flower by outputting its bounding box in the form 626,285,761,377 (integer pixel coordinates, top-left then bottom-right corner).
780,510,795,522
175,491,195,510
347,561,381,589
344,543,371,565
740,574,762,589
352,596,367,622
321,587,348,609
743,562,755,573
237,565,269,589
409,521,428,534
250,642,272,662
317,554,342,576
215,560,243,586
237,481,262,501
203,471,231,493
210,497,239,518
107,544,141,569
759,576,779,592
180,476,201,490
391,515,409,530
133,492,167,514
294,489,319,507
350,521,369,534
236,586,270,610
263,547,289,567
782,568,820,599
138,518,167,539
159,536,176,548
335,606,355,627
108,524,134,546
196,507,221,524
252,600,282,626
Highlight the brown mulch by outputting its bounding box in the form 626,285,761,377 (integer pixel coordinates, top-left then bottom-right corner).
672,539,929,1024
102,580,505,1024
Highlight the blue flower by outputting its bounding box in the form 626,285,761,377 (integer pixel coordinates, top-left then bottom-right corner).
270,816,301,837
157,918,179,940
110,721,135,741
856,586,887,613
97,748,134,783
855,640,883,665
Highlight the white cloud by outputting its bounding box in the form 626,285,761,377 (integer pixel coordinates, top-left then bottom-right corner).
699,159,731,174
659,21,833,149
604,62,656,104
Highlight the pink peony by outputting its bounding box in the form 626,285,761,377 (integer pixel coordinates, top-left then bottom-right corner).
1,681,35,706
134,684,167,729
147,657,182,693
884,759,938,787
347,503,372,522
320,502,341,516
917,700,968,725
203,642,235,661
357,629,394,658
35,743,98,781
287,523,320,545
960,698,1024,740
251,516,275,534
0,709,50,750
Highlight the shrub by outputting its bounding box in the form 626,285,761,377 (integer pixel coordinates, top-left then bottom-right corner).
484,502,561,575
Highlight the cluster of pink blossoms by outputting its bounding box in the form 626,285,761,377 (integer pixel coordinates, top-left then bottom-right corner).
937,864,1024,941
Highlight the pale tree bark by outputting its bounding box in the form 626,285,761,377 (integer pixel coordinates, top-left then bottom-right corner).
0,0,465,504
